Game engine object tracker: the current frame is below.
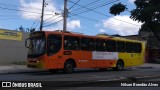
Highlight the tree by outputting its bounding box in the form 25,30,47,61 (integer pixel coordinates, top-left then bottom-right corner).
109,0,160,41
18,25,25,32
17,25,35,32
30,28,35,32
109,3,127,15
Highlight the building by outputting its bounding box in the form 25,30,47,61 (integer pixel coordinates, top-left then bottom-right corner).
139,31,160,63
0,29,29,64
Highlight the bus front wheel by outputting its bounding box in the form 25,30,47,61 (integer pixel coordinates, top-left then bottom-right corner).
113,60,124,71
63,61,74,74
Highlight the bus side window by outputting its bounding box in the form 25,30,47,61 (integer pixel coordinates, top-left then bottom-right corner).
117,41,125,52
134,43,142,53
96,39,106,51
89,39,95,51
126,42,134,53
47,35,62,56
81,38,95,51
106,40,116,52
64,36,80,50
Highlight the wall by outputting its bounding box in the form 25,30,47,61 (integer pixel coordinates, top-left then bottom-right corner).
0,30,29,64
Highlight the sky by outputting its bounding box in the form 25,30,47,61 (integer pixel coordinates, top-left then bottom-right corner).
0,0,142,36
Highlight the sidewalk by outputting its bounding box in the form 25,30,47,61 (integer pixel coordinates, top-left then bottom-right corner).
133,63,160,68
0,63,160,74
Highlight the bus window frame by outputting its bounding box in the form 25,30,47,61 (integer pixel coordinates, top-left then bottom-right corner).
95,39,106,51
81,37,95,51
134,42,142,53
47,34,62,56
126,42,134,53
106,40,116,52
64,35,80,51
117,41,125,52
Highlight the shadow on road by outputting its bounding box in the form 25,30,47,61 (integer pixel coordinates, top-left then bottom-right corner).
26,68,134,76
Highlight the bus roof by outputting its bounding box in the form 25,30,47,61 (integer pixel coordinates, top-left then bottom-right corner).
96,34,144,43
34,31,144,43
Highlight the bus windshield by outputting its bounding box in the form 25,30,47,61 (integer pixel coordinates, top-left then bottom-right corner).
27,32,46,58
28,38,45,55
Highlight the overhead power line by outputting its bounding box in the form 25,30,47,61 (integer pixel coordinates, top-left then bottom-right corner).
0,2,54,12
43,19,63,27
68,0,80,10
31,17,40,29
0,2,18,7
0,18,22,20
70,13,139,30
80,21,98,34
35,19,41,30
68,0,140,26
44,16,62,25
69,0,118,14
70,0,99,12
0,6,54,16
44,14,62,22
70,0,111,14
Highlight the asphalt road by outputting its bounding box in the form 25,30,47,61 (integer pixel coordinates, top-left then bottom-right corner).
0,67,160,81
0,67,160,89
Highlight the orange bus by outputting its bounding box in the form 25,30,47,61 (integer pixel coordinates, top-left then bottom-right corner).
25,31,145,73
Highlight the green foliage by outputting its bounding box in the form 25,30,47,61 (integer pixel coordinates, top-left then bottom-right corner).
131,0,160,41
130,0,160,23
16,25,35,32
109,0,160,41
18,25,25,32
109,3,127,15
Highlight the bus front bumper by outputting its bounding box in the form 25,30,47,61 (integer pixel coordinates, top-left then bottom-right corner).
27,61,44,69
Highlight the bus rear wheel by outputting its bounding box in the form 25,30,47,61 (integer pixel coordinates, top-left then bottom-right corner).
113,60,124,71
63,61,74,74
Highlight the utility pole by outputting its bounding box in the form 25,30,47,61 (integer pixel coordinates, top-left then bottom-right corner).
40,0,45,31
63,0,68,32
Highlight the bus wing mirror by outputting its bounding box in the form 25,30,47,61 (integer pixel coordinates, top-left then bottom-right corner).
25,38,30,48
